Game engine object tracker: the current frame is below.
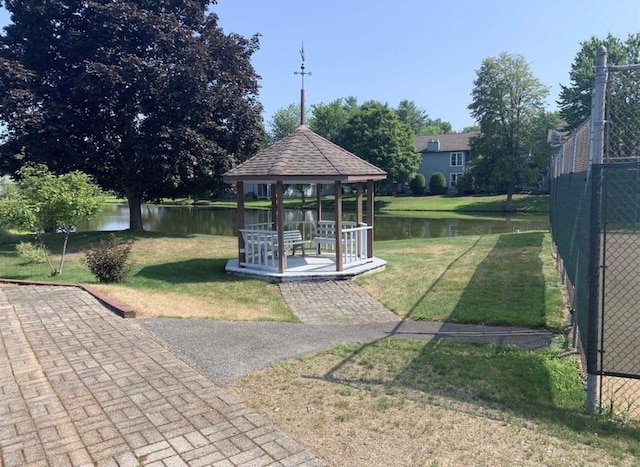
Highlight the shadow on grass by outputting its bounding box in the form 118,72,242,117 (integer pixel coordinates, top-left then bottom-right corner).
400,340,640,449
452,194,550,214
392,231,555,328
449,231,548,327
306,231,639,454
312,337,639,455
134,258,239,284
451,199,510,213
0,274,35,281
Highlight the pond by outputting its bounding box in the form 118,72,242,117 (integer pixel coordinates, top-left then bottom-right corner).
77,204,549,241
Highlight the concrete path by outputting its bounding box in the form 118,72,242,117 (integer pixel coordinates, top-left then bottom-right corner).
140,319,554,385
140,281,553,385
0,284,321,466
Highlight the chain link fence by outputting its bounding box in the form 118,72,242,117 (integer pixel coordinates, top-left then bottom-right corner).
550,47,640,420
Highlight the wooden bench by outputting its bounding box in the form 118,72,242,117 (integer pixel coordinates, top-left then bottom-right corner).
313,221,358,251
313,236,334,246
282,230,307,256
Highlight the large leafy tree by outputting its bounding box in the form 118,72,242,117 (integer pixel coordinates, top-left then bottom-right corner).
0,0,264,231
267,103,308,144
468,53,549,211
267,102,311,204
418,118,453,135
558,34,640,131
606,64,640,162
529,111,565,168
461,125,480,133
308,96,358,144
341,100,419,187
466,111,564,194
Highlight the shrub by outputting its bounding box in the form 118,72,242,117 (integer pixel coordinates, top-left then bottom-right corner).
455,172,476,195
429,172,448,195
16,241,49,264
85,234,133,283
1,165,104,275
409,173,426,196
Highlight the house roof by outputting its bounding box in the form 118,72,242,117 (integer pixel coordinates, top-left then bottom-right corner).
223,125,387,183
414,131,479,153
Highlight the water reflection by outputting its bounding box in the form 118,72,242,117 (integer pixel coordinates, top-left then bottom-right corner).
77,204,549,241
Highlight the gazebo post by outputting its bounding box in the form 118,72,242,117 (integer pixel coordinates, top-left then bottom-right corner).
237,181,245,265
335,180,343,271
270,183,277,230
356,182,363,259
367,180,374,259
276,181,285,273
316,183,322,255
356,183,363,224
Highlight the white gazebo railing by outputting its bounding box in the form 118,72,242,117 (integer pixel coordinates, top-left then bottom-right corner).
239,229,278,269
239,220,370,270
341,224,371,267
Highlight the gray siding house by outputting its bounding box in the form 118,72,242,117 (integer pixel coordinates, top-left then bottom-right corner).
414,132,478,193
243,182,271,199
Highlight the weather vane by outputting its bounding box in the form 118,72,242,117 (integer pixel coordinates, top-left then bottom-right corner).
294,42,311,126
293,42,312,89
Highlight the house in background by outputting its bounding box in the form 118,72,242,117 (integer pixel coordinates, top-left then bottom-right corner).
414,132,478,193
243,182,271,199
0,175,13,195
242,183,320,200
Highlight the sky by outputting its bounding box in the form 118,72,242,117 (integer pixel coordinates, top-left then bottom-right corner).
1,1,639,132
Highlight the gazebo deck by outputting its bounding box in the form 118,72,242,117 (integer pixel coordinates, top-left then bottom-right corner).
225,254,386,282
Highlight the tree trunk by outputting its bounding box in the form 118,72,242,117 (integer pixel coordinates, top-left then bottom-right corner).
505,177,515,212
55,232,70,276
37,234,57,276
126,191,145,232
300,185,306,208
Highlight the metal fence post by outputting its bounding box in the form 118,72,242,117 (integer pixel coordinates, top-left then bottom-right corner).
589,46,608,166
586,45,607,414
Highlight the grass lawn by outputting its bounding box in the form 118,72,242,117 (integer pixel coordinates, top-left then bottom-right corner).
0,231,295,321
232,338,640,465
358,231,566,330
376,193,549,213
0,230,563,328
0,229,563,328
163,193,550,215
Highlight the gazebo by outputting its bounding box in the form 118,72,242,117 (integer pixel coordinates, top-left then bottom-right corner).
223,125,388,281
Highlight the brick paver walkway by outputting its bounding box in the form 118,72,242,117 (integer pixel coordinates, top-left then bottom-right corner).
279,281,400,324
0,284,321,466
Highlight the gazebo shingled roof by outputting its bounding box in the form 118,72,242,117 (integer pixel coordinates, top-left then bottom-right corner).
223,125,387,183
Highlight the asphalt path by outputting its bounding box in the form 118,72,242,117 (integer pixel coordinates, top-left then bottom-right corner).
138,318,554,385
